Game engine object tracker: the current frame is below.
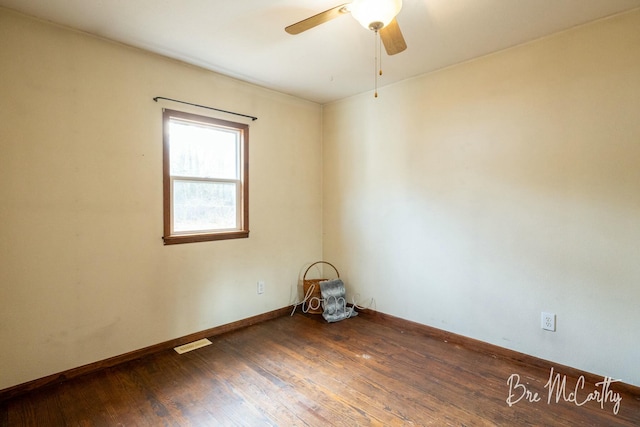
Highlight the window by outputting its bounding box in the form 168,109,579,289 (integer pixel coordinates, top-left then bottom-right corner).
162,109,249,244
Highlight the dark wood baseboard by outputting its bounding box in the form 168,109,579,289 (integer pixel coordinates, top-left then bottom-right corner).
0,306,293,402
5,309,639,425
357,308,640,395
4,306,638,402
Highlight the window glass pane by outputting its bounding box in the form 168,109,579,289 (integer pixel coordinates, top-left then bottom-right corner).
172,180,237,232
169,120,238,179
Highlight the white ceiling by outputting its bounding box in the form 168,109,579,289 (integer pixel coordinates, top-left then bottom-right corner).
2,0,639,104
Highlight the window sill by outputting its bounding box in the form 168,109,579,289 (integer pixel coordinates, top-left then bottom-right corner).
163,230,249,245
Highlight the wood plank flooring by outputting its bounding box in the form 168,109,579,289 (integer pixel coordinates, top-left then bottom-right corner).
2,312,639,426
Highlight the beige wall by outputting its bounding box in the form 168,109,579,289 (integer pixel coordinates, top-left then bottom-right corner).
323,10,640,386
2,4,639,392
0,8,322,390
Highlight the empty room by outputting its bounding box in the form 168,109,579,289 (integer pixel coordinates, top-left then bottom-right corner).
1,0,639,425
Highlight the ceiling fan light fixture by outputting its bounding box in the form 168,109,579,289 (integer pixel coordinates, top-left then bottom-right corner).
350,0,402,31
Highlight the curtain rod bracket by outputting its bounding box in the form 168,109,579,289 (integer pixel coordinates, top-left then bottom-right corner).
153,97,257,121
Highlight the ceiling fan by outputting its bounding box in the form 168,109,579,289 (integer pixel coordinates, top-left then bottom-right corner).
285,0,407,56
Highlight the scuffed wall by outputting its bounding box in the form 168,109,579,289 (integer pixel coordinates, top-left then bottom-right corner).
0,8,322,389
323,10,640,386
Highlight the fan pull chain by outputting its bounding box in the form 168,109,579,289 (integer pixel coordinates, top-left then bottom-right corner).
379,31,383,74
374,30,382,98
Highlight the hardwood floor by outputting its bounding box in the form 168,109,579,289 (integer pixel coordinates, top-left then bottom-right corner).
2,311,639,426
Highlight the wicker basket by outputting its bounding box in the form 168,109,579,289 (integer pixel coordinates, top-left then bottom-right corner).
302,261,340,314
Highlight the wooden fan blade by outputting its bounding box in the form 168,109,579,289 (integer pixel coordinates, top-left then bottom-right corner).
285,4,350,35
380,18,407,55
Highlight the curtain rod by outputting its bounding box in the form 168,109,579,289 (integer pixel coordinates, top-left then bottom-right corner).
153,97,258,121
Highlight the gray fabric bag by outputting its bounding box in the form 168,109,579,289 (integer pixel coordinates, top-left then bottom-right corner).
319,278,358,323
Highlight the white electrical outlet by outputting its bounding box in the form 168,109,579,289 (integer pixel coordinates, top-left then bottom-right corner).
257,281,265,294
541,312,556,331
